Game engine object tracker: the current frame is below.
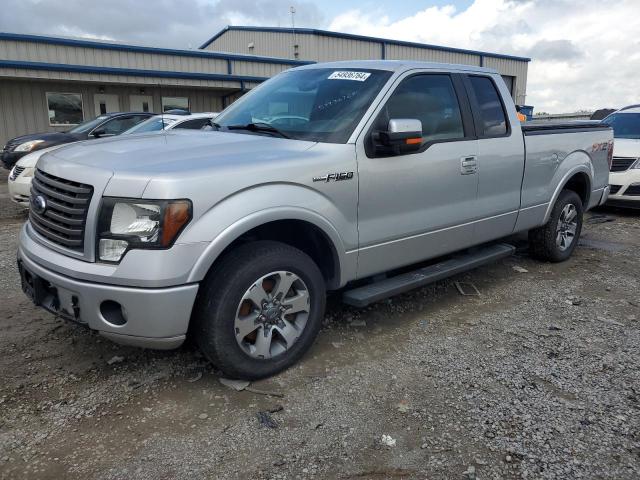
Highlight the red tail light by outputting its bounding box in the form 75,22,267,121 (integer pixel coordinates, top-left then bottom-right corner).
607,140,614,170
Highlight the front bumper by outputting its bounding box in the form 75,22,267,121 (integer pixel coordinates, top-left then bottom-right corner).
18,237,200,350
7,170,31,206
607,170,640,208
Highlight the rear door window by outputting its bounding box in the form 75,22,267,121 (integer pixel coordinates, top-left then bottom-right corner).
467,76,509,137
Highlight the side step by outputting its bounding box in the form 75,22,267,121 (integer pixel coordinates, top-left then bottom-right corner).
342,243,515,308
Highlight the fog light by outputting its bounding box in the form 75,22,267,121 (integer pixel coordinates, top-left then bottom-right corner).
99,239,129,262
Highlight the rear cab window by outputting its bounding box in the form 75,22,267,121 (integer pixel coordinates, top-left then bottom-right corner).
466,76,510,137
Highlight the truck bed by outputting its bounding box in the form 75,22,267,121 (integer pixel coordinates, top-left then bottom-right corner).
521,121,609,135
516,121,613,233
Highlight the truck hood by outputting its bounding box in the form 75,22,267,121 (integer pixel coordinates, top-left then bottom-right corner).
612,138,640,158
42,130,316,174
38,129,319,199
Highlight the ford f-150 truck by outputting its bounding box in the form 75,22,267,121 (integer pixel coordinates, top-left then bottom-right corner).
17,61,612,379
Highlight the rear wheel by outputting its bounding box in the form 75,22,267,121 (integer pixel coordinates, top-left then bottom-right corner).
193,241,326,379
529,189,583,262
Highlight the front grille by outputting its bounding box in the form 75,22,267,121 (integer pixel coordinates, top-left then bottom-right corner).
10,166,25,180
29,169,93,251
623,184,640,196
610,157,637,172
609,184,622,195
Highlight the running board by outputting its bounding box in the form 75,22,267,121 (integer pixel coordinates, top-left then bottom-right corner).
343,243,515,308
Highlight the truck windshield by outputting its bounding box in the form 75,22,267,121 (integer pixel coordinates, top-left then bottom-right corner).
214,68,393,143
602,113,640,139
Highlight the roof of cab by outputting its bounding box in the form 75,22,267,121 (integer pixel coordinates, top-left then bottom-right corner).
293,59,499,75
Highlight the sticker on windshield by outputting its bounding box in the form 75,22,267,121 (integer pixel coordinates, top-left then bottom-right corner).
328,71,371,82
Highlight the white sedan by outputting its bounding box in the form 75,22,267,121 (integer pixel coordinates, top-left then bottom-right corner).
8,144,64,207
604,106,640,208
122,112,218,135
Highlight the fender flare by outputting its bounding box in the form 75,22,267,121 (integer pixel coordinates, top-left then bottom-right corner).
186,206,348,288
543,160,593,224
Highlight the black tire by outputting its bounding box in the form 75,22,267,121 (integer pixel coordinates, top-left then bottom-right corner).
192,240,326,380
529,189,583,262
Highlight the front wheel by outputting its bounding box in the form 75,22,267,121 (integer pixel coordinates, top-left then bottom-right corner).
529,189,583,262
192,241,326,379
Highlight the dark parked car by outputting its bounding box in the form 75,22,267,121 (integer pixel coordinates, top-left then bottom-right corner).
1,112,154,169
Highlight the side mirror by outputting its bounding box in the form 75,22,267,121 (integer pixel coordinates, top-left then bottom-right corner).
374,119,423,155
91,128,114,138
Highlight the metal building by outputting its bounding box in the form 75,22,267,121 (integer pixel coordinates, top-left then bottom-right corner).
0,32,310,146
201,26,530,104
0,27,530,147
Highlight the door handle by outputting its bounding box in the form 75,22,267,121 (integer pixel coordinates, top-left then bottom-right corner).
460,156,478,175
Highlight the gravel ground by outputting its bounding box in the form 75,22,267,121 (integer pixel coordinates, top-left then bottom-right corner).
1,168,639,479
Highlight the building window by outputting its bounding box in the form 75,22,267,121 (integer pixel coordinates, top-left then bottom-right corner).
46,92,84,126
161,96,189,112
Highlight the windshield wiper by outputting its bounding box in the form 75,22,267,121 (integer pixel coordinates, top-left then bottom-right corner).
208,120,222,130
225,122,290,139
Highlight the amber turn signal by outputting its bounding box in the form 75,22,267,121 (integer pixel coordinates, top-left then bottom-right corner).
161,201,191,247
405,137,422,145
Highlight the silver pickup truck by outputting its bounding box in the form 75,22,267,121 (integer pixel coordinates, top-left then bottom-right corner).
17,61,612,379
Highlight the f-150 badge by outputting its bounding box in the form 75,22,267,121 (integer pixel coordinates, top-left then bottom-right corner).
313,172,354,182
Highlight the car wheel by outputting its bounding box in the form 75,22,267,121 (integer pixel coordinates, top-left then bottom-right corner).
192,240,326,379
529,189,583,262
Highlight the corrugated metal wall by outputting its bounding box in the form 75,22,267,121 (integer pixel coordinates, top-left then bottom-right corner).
384,44,481,66
0,39,230,75
207,30,301,59
483,57,528,104
313,36,381,62
0,79,225,146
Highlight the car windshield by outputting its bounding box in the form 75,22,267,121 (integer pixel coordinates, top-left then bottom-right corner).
123,116,178,134
602,113,640,139
67,115,111,134
214,68,393,143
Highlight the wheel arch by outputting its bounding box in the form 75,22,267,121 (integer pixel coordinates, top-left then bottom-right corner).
187,208,348,290
543,158,593,224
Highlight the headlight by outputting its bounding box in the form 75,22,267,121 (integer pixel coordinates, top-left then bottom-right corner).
97,198,192,262
22,167,35,178
634,159,640,169
14,140,45,152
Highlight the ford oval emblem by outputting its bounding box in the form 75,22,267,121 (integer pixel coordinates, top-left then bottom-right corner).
32,195,47,215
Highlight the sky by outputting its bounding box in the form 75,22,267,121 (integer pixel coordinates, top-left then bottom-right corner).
1,0,638,113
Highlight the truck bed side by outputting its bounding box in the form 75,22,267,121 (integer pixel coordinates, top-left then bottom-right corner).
515,122,612,232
